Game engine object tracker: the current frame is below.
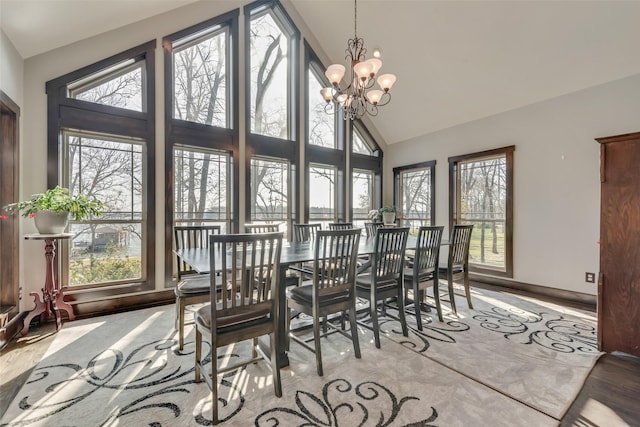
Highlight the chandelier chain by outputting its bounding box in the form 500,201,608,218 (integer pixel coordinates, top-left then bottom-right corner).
354,0,357,38
320,0,395,120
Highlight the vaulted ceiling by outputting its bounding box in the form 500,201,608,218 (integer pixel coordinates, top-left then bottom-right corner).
2,0,640,144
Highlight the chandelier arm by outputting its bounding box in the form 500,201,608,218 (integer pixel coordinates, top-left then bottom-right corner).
375,92,392,107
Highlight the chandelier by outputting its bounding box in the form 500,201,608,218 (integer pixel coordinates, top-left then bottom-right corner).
321,0,396,120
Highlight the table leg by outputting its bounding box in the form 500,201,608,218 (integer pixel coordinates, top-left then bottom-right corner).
259,264,291,369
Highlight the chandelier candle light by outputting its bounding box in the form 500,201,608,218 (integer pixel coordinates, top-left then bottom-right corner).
321,0,396,120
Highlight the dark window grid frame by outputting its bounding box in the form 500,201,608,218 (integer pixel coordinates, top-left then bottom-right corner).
163,10,241,286
448,145,514,278
46,40,156,297
393,160,436,230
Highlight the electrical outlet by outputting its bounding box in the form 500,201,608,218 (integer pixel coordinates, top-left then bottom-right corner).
585,272,595,283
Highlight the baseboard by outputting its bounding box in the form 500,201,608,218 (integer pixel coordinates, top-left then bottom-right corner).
469,273,597,310
71,289,175,318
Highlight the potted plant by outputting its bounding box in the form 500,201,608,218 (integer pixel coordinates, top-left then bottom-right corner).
3,186,104,234
378,205,397,225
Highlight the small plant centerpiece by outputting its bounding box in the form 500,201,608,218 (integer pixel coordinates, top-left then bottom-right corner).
378,205,397,225
3,186,104,234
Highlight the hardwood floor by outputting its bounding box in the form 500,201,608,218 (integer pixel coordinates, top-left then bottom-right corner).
2,291,640,425
562,352,640,427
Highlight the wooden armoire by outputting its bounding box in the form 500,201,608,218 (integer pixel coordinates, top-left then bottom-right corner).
596,131,640,357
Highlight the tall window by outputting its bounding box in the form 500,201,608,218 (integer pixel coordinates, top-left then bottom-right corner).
449,146,514,277
64,131,145,286
309,164,337,229
47,41,156,293
308,67,335,148
174,146,230,232
245,2,299,233
352,169,375,229
394,161,436,234
164,11,240,284
351,121,382,228
248,3,296,139
172,24,229,127
250,156,291,235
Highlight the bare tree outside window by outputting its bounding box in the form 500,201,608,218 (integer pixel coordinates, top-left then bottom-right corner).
70,62,143,112
353,169,374,229
251,157,289,225
400,167,433,233
308,68,335,148
174,147,229,232
65,132,144,286
249,11,289,138
457,155,507,269
173,27,228,127
309,164,337,229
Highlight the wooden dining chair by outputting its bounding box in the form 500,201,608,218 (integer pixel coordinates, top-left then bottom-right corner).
245,223,280,233
194,232,283,425
174,225,221,350
328,222,353,230
287,229,361,376
292,223,322,242
364,222,383,238
438,224,474,316
356,227,410,348
403,226,444,327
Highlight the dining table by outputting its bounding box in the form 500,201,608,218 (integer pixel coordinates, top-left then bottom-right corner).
174,235,436,367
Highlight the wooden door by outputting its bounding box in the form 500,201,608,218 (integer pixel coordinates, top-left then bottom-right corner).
597,132,640,356
0,91,20,334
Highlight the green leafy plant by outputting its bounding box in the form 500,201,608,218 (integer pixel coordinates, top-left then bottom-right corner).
378,205,397,214
3,186,104,221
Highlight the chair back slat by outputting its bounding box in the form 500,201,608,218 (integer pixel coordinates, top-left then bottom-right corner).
174,225,221,279
372,227,409,282
293,223,322,242
449,224,474,267
245,223,280,233
313,229,361,299
328,222,353,230
413,226,444,278
364,222,383,238
211,232,283,322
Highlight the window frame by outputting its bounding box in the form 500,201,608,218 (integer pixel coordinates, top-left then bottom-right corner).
163,10,240,286
46,40,157,297
448,145,515,277
350,120,382,224
393,160,436,229
245,0,300,231
304,42,348,223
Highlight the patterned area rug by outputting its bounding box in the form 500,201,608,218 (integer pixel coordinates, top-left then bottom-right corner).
0,287,598,426
364,286,601,419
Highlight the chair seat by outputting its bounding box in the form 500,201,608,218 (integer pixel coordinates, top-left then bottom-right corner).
402,268,436,285
195,302,271,330
438,264,464,274
355,274,399,290
175,275,211,296
289,284,350,305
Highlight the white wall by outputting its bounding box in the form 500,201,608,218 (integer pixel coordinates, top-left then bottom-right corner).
385,73,640,294
0,30,23,105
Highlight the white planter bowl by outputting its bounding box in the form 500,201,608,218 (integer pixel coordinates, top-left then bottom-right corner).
34,210,69,234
